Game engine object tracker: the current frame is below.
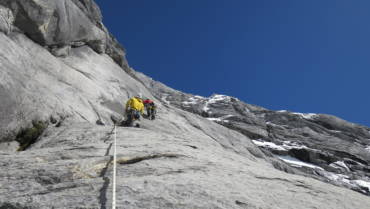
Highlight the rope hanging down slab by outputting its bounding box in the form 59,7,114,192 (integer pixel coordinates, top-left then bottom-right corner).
112,125,117,209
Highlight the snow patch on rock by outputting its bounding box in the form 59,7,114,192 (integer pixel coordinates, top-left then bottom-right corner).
252,139,307,151
207,118,226,123
276,110,317,120
292,112,317,120
324,172,351,184
277,155,324,170
182,96,202,105
354,180,370,192
203,94,231,113
161,94,171,105
208,94,231,103
266,121,277,126
252,140,287,151
207,115,234,123
329,161,350,172
365,146,370,152
282,141,308,150
203,101,211,112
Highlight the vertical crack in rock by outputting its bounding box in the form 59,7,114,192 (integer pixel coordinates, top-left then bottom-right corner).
98,141,113,209
103,126,115,143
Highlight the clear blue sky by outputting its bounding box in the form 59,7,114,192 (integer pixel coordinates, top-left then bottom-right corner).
95,0,370,127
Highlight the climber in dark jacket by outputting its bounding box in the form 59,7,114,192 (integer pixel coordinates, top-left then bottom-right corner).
143,98,156,120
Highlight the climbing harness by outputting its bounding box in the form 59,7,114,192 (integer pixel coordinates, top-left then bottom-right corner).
112,125,117,209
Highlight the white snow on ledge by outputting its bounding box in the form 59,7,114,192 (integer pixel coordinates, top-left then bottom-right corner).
182,96,201,105
203,101,210,112
207,118,222,122
277,155,324,170
252,140,287,151
208,94,232,103
289,111,317,119
282,141,308,150
161,94,171,105
293,113,317,120
207,115,234,123
365,146,370,152
203,94,232,113
252,139,370,191
276,156,370,190
354,180,370,191
252,139,307,151
329,161,350,172
324,172,351,184
277,110,317,120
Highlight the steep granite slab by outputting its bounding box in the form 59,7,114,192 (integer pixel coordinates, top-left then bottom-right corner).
0,32,151,148
2,107,370,208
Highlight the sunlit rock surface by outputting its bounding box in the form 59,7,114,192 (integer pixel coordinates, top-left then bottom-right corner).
1,0,370,208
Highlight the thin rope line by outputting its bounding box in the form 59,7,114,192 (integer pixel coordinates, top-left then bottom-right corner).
112,125,117,209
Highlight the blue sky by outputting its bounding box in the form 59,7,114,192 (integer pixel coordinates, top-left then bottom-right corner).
95,0,370,127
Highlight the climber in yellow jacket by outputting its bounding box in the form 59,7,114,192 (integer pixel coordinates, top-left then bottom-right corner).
125,96,145,114
123,94,145,127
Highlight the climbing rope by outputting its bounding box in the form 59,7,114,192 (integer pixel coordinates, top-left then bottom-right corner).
112,125,117,209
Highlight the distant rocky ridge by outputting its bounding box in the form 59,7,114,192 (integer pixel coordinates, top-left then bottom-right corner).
1,0,370,208
135,71,370,195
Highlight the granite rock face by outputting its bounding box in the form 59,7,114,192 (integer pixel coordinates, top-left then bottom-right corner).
2,114,370,208
1,0,370,208
0,31,149,149
0,5,13,34
0,0,128,68
136,71,370,196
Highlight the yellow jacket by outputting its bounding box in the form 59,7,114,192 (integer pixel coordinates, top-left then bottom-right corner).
125,97,144,114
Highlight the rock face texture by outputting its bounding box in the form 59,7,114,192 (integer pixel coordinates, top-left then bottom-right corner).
0,31,146,149
0,0,128,68
2,115,370,209
136,71,370,196
1,0,370,208
0,5,13,34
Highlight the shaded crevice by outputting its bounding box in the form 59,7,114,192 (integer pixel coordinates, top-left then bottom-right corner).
327,149,368,166
87,100,105,125
103,126,115,143
117,153,182,165
98,133,114,209
16,121,48,151
98,169,112,209
254,176,293,183
32,184,78,196
104,143,112,156
185,145,198,149
65,146,96,151
0,202,32,209
235,200,253,209
294,182,313,190
74,110,89,122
